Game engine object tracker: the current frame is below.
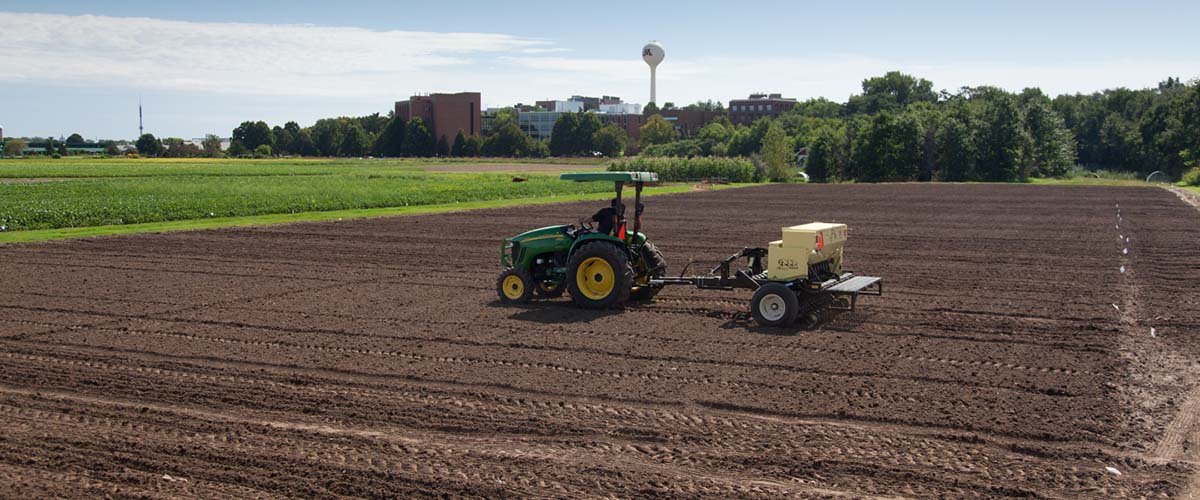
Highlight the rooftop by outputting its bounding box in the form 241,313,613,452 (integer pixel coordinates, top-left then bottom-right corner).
736,93,796,101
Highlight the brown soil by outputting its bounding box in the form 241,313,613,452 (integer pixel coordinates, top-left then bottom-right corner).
1,183,1198,497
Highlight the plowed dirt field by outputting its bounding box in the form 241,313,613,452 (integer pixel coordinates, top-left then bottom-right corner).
2,183,1198,498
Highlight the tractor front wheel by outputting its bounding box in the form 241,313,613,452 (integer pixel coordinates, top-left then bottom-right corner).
750,283,799,327
497,268,534,304
567,243,633,309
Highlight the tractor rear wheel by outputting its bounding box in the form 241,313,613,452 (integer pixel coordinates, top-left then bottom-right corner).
640,241,667,276
497,268,534,304
630,242,667,301
567,242,632,309
750,283,799,327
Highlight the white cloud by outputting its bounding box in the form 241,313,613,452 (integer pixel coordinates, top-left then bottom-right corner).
0,12,549,97
1,11,1196,111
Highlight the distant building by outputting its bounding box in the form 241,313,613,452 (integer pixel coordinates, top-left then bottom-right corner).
535,100,585,113
518,111,565,141
599,113,645,154
569,95,601,111
728,93,797,125
481,108,502,135
654,108,722,137
599,102,642,115
187,137,232,150
395,92,482,145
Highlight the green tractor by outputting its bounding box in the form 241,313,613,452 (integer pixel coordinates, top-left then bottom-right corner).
497,172,666,308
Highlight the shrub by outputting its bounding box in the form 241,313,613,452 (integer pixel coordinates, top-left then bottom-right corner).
1064,166,1140,181
640,139,703,158
1183,166,1200,186
609,156,756,183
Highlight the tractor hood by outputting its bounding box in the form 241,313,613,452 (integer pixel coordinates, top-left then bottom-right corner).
509,225,571,244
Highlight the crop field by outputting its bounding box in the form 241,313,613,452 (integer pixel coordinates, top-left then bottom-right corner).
0,158,611,232
1,183,1198,497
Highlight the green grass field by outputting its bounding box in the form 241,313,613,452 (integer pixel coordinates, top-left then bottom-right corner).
0,156,604,178
0,157,721,243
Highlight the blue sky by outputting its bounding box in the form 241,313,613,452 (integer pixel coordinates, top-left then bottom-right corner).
2,0,1198,140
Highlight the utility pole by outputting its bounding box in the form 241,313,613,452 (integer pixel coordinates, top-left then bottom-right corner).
139,96,144,138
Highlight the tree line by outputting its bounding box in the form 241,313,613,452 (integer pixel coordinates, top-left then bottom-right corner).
8,71,1198,182
126,109,623,159
635,72,1200,183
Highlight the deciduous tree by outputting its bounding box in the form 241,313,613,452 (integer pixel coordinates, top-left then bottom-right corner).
638,114,678,148
592,124,628,157
135,133,163,157
3,139,27,156
760,121,794,181
401,118,435,157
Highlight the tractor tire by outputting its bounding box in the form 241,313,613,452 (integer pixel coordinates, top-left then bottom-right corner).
567,242,633,309
750,283,800,327
497,268,534,304
640,241,668,276
630,242,667,302
534,280,565,299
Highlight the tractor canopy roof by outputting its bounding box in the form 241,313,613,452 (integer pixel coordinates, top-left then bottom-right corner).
559,171,659,183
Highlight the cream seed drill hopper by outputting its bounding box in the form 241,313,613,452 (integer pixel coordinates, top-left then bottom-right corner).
497,172,882,327
654,222,882,326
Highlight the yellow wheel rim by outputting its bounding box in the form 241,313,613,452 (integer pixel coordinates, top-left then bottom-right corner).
502,274,525,300
576,257,616,300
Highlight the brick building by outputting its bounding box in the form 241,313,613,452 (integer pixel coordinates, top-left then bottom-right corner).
653,108,722,137
600,113,645,154
394,92,481,145
728,93,797,125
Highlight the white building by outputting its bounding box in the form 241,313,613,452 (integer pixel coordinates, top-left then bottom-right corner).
599,102,643,115
542,100,584,113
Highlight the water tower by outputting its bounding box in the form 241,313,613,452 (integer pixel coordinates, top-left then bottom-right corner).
642,41,665,105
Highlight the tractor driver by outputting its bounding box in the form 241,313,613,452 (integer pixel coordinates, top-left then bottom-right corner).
581,198,621,235
579,199,644,236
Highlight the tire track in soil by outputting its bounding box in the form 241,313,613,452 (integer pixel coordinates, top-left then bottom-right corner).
1153,385,1200,463
0,385,874,497
71,317,1094,397
0,377,1151,498
1156,187,1200,499
0,347,1143,460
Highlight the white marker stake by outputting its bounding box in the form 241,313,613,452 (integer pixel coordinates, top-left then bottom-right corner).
1113,304,1120,312
1151,327,1157,338
1120,266,1126,273
1123,248,1128,255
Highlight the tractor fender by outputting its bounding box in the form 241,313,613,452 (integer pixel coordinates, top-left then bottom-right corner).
567,232,645,258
